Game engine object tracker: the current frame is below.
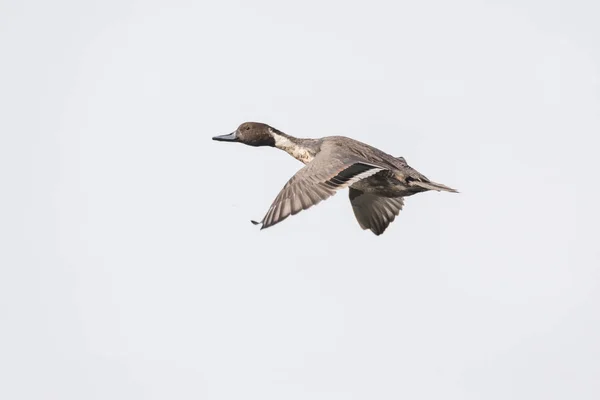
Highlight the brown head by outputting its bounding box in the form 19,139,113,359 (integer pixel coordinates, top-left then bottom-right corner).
212,122,276,147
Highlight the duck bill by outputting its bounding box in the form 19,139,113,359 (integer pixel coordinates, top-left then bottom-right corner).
212,131,238,142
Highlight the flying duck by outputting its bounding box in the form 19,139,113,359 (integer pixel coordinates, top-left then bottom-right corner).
213,122,457,235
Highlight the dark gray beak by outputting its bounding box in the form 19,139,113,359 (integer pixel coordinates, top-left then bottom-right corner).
212,131,238,142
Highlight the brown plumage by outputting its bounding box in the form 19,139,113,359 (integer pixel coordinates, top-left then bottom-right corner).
213,122,457,235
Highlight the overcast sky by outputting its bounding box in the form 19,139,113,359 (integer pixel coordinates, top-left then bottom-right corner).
1,0,599,399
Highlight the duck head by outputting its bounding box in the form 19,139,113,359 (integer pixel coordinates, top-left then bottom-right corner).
213,122,276,147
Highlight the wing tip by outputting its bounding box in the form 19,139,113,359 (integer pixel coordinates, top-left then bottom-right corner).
252,219,269,231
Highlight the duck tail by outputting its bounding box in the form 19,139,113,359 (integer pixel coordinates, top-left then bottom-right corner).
410,179,459,193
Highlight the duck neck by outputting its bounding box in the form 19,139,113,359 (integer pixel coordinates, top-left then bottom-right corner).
268,128,318,164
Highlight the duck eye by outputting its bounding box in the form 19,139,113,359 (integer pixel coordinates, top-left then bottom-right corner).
245,126,250,131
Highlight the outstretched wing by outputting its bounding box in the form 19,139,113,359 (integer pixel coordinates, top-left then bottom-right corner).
253,153,385,230
349,188,404,236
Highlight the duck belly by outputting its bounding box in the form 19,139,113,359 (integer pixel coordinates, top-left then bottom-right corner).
351,174,424,197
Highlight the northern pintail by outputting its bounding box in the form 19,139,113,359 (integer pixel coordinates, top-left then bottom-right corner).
213,122,457,235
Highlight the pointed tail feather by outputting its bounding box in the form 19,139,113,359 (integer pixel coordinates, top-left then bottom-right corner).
410,180,459,193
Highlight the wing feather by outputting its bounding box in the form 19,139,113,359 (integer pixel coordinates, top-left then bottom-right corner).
255,153,385,229
349,188,404,235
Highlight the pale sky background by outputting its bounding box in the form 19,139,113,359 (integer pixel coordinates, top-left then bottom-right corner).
1,0,599,399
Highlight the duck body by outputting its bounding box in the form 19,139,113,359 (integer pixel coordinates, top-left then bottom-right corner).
314,136,436,198
213,122,457,235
